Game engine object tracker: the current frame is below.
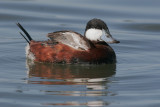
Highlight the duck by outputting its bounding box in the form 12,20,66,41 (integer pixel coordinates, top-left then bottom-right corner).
17,18,119,64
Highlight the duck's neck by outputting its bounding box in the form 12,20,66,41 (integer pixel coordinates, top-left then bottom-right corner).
91,41,109,46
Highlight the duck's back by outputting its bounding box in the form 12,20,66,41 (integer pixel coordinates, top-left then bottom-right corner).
47,31,92,50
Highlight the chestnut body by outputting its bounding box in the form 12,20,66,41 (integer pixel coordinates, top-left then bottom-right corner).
29,40,116,64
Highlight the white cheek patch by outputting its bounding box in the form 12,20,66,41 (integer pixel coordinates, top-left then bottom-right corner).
85,28,103,41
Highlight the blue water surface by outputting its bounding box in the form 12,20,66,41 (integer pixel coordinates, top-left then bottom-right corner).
0,0,160,107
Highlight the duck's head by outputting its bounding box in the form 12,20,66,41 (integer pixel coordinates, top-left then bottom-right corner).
84,18,120,43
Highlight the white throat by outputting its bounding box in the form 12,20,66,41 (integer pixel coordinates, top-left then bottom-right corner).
85,28,103,41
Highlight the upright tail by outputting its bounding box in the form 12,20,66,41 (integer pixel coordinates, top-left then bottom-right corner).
16,23,33,44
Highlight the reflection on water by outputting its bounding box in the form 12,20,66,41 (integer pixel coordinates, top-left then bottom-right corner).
26,60,116,106
43,101,110,106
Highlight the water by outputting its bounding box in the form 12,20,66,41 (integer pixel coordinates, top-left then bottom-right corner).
0,0,160,106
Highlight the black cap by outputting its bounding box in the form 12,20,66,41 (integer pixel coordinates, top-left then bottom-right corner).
85,18,108,31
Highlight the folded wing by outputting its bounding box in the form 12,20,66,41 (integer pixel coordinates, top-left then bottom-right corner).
47,31,92,50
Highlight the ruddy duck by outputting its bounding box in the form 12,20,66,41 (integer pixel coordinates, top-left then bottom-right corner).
17,18,119,64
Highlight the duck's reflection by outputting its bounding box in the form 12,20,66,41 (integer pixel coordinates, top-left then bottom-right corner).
27,61,116,85
26,61,117,106
43,101,110,106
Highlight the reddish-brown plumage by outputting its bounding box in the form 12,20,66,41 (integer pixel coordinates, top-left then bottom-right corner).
74,44,116,63
29,40,116,64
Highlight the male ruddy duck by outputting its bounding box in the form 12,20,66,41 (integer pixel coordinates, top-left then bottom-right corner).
17,18,119,64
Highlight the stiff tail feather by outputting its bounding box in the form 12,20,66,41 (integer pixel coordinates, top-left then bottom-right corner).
16,23,33,44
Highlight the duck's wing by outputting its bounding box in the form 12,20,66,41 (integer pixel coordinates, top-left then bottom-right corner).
47,31,92,50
